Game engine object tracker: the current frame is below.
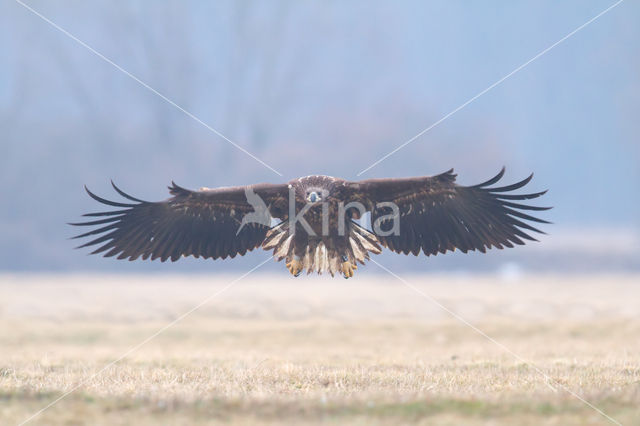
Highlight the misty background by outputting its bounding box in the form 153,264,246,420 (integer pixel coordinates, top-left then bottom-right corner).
1,0,638,274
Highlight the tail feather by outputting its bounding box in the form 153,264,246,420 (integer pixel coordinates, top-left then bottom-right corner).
349,222,382,264
262,220,381,276
265,222,294,260
302,241,314,273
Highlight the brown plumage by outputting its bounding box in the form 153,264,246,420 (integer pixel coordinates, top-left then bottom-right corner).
70,168,550,278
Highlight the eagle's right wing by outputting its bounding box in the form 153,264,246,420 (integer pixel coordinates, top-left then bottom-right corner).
348,168,550,256
70,182,289,262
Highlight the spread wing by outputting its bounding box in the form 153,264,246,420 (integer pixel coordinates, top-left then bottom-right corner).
349,168,550,256
70,181,289,262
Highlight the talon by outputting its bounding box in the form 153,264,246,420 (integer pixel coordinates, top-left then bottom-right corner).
286,258,303,277
340,259,356,279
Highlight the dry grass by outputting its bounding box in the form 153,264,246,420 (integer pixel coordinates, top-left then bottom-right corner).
1,273,639,425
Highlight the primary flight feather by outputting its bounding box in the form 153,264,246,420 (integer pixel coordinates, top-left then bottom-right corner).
71,168,550,278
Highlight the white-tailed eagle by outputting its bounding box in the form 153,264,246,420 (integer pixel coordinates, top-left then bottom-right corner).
71,168,549,278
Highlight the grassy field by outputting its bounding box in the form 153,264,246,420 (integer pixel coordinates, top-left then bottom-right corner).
1,273,639,425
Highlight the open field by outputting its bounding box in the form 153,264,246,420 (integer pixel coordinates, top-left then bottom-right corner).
1,273,639,425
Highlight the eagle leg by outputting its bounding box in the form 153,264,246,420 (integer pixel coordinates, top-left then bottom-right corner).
286,256,303,277
340,255,357,279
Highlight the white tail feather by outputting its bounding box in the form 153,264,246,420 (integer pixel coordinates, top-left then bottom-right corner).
262,221,381,276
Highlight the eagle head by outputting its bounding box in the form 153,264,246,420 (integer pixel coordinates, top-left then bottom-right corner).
306,191,321,203
305,188,327,204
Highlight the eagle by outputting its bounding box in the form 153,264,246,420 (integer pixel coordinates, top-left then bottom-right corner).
71,168,549,278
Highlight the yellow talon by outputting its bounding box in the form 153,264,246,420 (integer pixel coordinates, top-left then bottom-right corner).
286,258,303,277
341,261,357,279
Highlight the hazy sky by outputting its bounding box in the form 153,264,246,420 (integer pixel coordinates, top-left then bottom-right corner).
0,1,638,271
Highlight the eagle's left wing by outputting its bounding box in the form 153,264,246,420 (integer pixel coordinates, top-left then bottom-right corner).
347,168,550,256
70,181,289,262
